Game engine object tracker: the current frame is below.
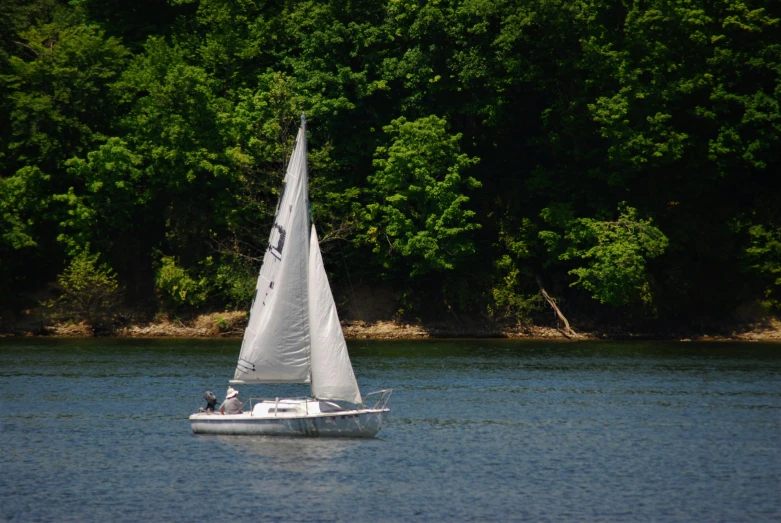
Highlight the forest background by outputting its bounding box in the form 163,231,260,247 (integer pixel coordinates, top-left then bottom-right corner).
1,0,779,337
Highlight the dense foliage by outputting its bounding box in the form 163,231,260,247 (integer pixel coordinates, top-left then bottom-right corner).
1,0,779,330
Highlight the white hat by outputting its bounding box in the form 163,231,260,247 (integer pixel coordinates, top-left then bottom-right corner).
226,387,239,399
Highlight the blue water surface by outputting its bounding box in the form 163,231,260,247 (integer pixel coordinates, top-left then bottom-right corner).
1,338,779,521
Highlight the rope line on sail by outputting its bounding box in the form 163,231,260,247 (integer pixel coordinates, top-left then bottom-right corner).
237,358,255,373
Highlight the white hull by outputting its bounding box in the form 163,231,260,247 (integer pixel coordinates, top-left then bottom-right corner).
189,408,389,437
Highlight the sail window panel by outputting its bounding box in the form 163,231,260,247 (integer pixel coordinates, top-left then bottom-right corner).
275,225,286,254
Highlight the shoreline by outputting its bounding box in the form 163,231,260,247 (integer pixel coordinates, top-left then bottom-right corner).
4,314,781,342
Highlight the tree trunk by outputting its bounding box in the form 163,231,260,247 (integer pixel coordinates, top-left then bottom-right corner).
535,275,578,338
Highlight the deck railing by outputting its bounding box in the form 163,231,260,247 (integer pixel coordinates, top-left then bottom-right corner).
363,389,393,410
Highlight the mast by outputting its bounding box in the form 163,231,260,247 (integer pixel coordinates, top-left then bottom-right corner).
300,112,315,399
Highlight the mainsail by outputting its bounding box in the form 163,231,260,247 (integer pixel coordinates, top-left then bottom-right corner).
232,115,362,405
233,119,311,384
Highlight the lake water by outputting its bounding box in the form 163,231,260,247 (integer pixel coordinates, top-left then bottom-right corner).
1,338,779,521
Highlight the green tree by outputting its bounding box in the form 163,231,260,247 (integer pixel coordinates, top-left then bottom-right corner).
541,203,669,310
0,166,51,303
48,247,122,329
359,115,481,277
154,254,209,309
0,16,129,303
3,22,128,173
743,224,781,311
110,36,233,297
490,217,543,325
58,138,148,255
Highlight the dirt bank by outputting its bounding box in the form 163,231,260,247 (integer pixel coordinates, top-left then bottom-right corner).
14,313,781,342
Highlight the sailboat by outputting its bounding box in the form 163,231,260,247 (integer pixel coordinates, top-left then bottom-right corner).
189,115,392,437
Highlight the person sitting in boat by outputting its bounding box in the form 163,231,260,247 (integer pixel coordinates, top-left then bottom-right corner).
219,387,243,415
202,390,217,412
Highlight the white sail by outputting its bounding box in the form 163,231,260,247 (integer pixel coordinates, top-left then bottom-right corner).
233,122,311,384
308,225,362,404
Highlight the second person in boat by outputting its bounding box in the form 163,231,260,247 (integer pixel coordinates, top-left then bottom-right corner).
219,387,243,414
